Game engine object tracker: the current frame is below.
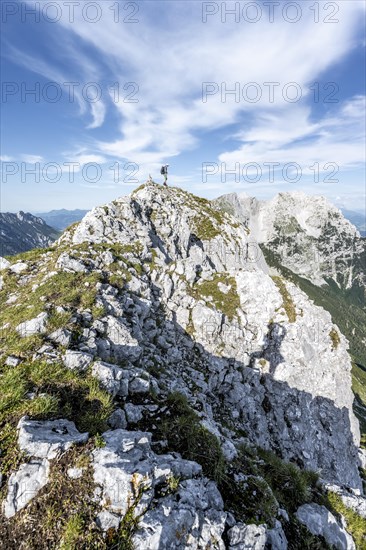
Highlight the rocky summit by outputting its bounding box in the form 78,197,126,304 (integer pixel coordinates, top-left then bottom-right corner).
0,183,365,549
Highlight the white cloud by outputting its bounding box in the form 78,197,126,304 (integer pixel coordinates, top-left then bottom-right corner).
11,0,366,185
219,96,366,171
67,153,106,167
5,43,106,128
22,154,44,163
87,101,107,129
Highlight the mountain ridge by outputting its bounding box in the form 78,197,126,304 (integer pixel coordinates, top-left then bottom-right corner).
0,211,60,256
0,183,365,548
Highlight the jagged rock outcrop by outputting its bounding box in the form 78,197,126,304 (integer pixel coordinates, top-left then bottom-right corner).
61,184,361,489
0,183,364,548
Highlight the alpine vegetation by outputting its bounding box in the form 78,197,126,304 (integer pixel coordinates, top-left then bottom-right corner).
0,183,365,549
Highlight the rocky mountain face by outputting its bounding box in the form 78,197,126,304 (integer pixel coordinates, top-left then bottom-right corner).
0,212,60,256
0,183,365,549
215,192,366,398
214,192,365,291
35,209,89,231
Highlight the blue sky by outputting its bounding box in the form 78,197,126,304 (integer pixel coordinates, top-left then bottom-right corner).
1,0,365,213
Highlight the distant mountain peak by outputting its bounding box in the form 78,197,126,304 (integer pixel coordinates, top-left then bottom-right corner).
0,211,59,256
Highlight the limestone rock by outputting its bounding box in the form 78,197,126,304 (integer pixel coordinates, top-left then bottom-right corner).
67,467,83,479
0,257,10,271
48,328,71,347
129,376,150,394
5,355,21,367
96,510,121,532
103,315,142,362
124,403,144,424
132,479,227,549
16,312,48,337
2,459,50,518
63,350,93,372
296,503,355,549
92,361,129,397
227,523,267,549
10,262,28,275
108,408,127,429
92,428,224,547
17,417,89,459
56,252,88,273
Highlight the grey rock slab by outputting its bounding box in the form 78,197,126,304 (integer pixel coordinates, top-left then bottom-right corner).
48,328,71,347
341,493,366,519
0,257,11,270
16,312,48,337
124,403,144,424
227,523,267,549
104,315,142,361
63,350,93,372
17,417,89,460
5,355,21,367
93,427,219,538
92,361,129,397
132,479,227,549
10,262,28,274
2,458,50,518
108,408,127,429
96,510,121,532
56,252,88,273
267,520,288,550
129,376,150,394
67,467,84,479
296,503,355,550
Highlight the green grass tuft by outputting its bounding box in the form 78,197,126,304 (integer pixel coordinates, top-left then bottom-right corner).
271,276,297,323
325,491,366,549
190,274,240,321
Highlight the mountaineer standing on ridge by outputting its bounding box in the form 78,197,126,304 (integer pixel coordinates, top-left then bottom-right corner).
161,164,169,186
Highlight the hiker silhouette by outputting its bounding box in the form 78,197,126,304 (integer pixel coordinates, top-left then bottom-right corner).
160,164,169,186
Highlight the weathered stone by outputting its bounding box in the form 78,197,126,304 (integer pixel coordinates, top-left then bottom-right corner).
63,350,93,372
132,484,226,549
17,417,89,460
267,520,288,550
96,510,121,532
10,262,28,274
124,403,144,424
92,361,128,397
108,409,127,430
16,312,48,337
129,376,150,394
103,315,142,362
227,523,267,549
48,328,71,347
5,355,21,367
2,459,50,518
296,503,355,550
92,429,226,547
0,257,10,271
67,467,84,479
56,252,88,273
